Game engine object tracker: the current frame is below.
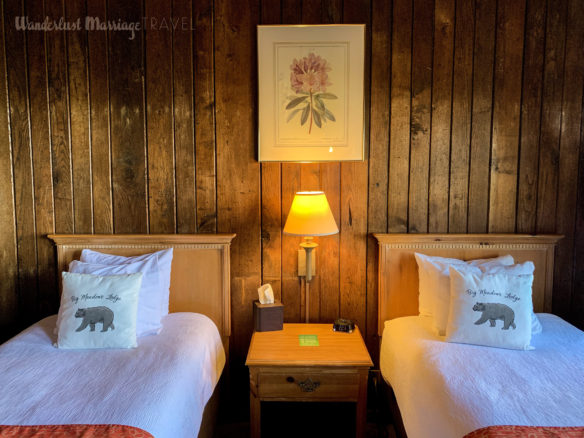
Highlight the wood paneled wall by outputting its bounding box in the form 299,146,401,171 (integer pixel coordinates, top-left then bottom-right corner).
1,0,583,400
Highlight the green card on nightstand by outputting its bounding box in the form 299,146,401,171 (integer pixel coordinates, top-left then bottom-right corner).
298,334,319,346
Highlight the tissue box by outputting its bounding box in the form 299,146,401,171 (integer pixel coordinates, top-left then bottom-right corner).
253,300,284,332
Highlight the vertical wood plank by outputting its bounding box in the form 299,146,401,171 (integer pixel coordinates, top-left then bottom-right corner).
282,0,301,22
516,0,546,234
0,0,18,331
261,0,280,24
318,162,340,322
408,0,433,233
279,1,303,324
553,0,584,319
300,0,323,322
323,0,343,23
448,0,474,233
340,0,370,332
45,0,73,234
4,0,38,326
468,0,496,233
339,161,368,327
194,0,217,233
260,0,282,301
301,160,321,321
108,0,147,233
66,0,93,233
145,0,175,233
281,164,302,322
366,0,391,362
261,162,282,300
302,0,321,23
215,0,261,421
572,95,584,329
215,0,260,374
316,0,342,325
173,0,196,234
87,0,113,233
27,0,57,315
428,0,454,232
536,0,567,233
488,0,526,232
388,0,412,232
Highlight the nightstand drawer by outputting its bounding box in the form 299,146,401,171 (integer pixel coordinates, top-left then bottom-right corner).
258,370,360,400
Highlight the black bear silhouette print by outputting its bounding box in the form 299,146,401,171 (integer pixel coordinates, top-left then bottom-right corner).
473,302,516,330
75,306,115,332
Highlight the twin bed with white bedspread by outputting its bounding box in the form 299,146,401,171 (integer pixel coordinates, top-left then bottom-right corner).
380,313,584,438
0,234,235,438
374,234,584,438
0,313,224,438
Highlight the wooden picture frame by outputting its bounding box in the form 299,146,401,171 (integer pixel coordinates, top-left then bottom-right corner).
258,24,365,162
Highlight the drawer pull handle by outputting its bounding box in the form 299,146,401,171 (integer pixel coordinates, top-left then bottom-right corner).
298,378,320,392
286,376,294,383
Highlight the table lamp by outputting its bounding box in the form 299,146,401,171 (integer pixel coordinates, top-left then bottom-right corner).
283,191,339,322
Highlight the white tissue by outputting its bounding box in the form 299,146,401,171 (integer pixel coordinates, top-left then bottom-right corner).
258,284,274,304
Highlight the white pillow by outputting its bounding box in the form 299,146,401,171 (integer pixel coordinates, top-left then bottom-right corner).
56,272,142,349
446,265,534,350
415,253,514,335
80,248,173,316
69,257,163,337
415,254,468,317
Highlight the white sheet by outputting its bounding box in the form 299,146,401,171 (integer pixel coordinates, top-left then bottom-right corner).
380,314,584,438
0,312,225,438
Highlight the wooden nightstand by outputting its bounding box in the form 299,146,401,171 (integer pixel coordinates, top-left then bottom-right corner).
245,323,373,438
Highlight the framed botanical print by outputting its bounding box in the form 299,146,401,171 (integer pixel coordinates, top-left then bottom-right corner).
257,25,365,162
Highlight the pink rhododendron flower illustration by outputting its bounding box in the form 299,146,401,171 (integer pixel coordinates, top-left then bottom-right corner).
286,52,337,134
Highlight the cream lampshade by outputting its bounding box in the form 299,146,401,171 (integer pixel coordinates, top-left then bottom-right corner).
283,191,339,237
283,191,339,323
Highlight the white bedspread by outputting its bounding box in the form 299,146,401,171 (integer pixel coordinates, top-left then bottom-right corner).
0,312,225,438
380,314,584,438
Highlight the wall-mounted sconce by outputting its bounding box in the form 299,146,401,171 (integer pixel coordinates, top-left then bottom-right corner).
283,191,339,323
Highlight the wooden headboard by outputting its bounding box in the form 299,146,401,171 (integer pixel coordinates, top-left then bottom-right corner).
47,234,235,342
374,234,562,336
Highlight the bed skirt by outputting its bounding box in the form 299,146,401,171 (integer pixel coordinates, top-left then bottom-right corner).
465,425,584,438
0,424,153,437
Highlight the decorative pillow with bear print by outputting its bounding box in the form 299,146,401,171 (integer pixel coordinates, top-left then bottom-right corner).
56,272,142,349
446,264,535,350
69,257,164,337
